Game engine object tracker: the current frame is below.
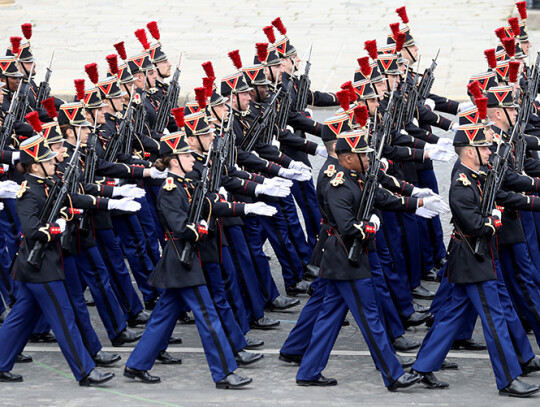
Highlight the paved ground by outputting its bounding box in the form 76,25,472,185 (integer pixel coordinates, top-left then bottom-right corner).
3,109,540,406
1,0,536,101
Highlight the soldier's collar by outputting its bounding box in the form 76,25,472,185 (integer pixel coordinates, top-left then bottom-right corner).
27,173,46,183
105,112,117,122
193,152,205,162
459,162,480,177
168,170,185,182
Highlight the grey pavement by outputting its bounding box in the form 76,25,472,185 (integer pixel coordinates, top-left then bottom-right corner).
0,0,535,101
2,109,540,406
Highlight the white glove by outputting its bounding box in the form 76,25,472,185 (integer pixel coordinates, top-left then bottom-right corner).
199,219,208,229
415,206,438,219
255,182,291,198
423,196,450,214
55,218,66,233
437,138,454,149
218,187,228,200
380,158,389,173
0,181,20,199
424,98,435,111
278,167,311,182
492,208,502,219
108,197,142,212
1,164,8,173
289,160,310,172
0,202,4,211
458,101,475,112
11,151,20,164
315,145,328,158
411,187,437,198
451,122,459,133
149,167,168,179
112,184,146,198
400,129,409,136
263,177,293,188
369,214,380,231
412,118,419,127
244,202,277,216
426,145,456,162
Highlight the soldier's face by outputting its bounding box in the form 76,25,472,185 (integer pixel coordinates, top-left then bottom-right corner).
36,159,55,177
238,91,251,111
366,98,379,116
146,69,158,88
112,97,124,111
156,60,171,78
355,153,370,173
267,64,282,82
199,133,215,152
504,107,517,127
50,142,66,163
20,62,36,78
374,80,386,96
176,153,194,174
6,76,21,90
521,41,531,55
253,85,269,102
476,146,491,166
404,45,419,62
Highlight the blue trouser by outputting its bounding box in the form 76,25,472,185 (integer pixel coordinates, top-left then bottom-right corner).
395,212,422,289
144,184,166,249
0,231,13,308
412,279,522,389
279,193,312,265
241,216,280,301
126,285,238,382
258,202,305,288
0,280,95,380
223,225,266,321
0,198,21,260
499,242,540,347
203,262,247,353
75,247,127,340
95,228,144,319
296,278,404,387
112,214,159,302
221,246,250,332
522,210,540,283
376,228,414,319
368,250,405,341
281,278,328,356
415,169,446,270
136,195,161,266
290,179,321,254
64,256,102,356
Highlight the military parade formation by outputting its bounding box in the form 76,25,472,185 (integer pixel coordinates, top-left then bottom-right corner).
2,0,540,400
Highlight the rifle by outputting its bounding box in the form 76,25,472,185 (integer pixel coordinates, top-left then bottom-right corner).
224,97,236,168
36,51,55,104
239,88,281,152
473,126,518,258
417,49,440,105
27,138,82,268
403,56,421,124
392,61,410,131
79,116,99,232
276,73,293,130
154,53,182,133
103,86,135,162
347,102,389,264
293,44,312,112
14,62,35,123
129,78,149,156
513,51,540,173
0,78,24,150
180,143,213,268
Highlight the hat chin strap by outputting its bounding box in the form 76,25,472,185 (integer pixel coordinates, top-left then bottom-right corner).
405,47,417,64
503,108,514,129
356,152,365,174
175,154,187,175
474,146,485,167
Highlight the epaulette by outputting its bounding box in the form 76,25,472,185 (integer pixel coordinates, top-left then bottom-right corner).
148,87,158,94
457,173,471,186
330,171,345,187
478,170,487,176
323,164,337,178
163,177,177,191
16,180,29,198
115,112,124,119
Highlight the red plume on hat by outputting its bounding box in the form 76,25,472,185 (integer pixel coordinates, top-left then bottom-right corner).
171,107,185,128
389,23,400,37
202,77,214,98
194,87,208,109
336,90,350,111
395,6,409,25
509,60,520,82
74,79,85,101
263,25,276,44
474,97,488,121
10,37,22,55
256,43,268,64
341,81,356,103
494,27,507,41
25,111,42,134
364,40,378,60
508,17,520,37
147,21,160,41
134,29,150,50
516,1,527,21
84,63,99,84
21,23,32,40
484,49,497,69
357,57,372,77
202,61,215,78
41,97,58,119
271,17,287,36
502,37,516,58
106,54,119,75
395,32,406,53
467,81,482,99
228,50,242,70
114,41,127,61
353,105,369,128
